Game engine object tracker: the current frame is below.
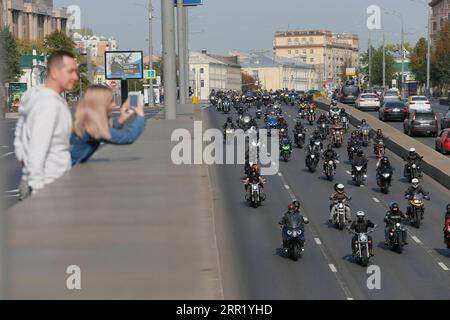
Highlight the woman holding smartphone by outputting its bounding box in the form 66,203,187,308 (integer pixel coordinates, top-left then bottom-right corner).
71,85,146,166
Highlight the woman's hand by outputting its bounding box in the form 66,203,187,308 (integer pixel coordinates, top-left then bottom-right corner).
118,100,134,125
135,104,145,117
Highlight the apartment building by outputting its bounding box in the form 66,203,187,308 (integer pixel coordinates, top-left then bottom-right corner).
274,30,359,85
430,0,450,48
2,0,69,40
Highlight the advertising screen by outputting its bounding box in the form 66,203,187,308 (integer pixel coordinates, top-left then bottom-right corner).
105,51,143,80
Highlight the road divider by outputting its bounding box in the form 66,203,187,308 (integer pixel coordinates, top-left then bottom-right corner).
315,98,450,190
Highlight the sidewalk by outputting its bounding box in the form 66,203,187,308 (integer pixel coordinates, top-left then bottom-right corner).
4,107,223,299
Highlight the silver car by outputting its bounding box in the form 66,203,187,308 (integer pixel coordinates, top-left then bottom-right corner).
356,93,381,111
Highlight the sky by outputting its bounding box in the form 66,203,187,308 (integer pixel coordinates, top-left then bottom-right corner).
55,0,430,56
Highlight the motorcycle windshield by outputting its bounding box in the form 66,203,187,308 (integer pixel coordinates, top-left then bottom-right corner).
267,118,278,126
412,194,424,202
286,214,302,229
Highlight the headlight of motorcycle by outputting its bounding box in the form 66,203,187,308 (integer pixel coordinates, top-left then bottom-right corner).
287,230,293,236
396,223,401,228
383,173,390,178
329,161,334,165
360,235,368,242
311,155,315,158
412,164,417,169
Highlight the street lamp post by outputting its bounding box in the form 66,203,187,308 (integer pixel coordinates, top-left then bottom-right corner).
148,0,155,107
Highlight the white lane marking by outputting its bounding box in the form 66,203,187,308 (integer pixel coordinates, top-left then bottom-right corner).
314,238,322,245
411,236,422,244
1,146,9,148
329,264,338,273
438,262,449,271
0,152,14,158
4,194,19,198
347,298,354,301
278,172,283,177
346,170,351,175
6,189,19,193
360,185,365,188
372,197,380,203
284,185,290,190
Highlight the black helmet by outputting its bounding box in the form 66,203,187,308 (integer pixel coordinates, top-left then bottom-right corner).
331,100,338,106
390,202,399,213
382,156,389,164
351,131,356,138
357,149,364,157
310,139,315,146
362,119,367,124
377,129,382,135
251,167,257,175
227,116,232,122
293,200,300,210
327,144,333,151
446,204,450,214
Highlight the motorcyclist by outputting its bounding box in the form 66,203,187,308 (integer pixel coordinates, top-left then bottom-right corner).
350,211,376,257
403,148,423,178
310,129,324,151
329,184,352,223
352,149,368,178
279,134,293,152
444,204,450,243
376,156,394,183
317,113,330,125
223,116,235,130
360,119,371,141
279,204,309,251
323,144,339,172
384,202,408,245
244,166,265,201
405,178,430,219
293,118,306,136
374,129,385,142
446,204,450,221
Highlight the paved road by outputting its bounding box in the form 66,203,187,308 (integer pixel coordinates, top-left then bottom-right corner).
1,108,163,210
206,102,450,300
357,100,450,157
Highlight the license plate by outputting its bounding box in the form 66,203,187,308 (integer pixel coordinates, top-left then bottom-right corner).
393,108,400,112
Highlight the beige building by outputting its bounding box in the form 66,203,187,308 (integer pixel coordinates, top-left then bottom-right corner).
274,30,359,85
241,52,318,91
189,50,242,100
2,0,70,40
430,0,450,48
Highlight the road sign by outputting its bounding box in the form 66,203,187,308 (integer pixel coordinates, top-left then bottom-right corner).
173,0,203,6
145,69,157,79
346,68,356,76
110,81,118,89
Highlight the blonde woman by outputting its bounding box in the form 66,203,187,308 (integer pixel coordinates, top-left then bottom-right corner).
71,85,145,166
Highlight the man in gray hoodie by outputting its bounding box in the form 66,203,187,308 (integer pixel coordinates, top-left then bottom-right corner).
14,51,79,199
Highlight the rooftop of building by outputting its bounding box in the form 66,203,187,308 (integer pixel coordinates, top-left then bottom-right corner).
241,51,314,69
275,29,359,39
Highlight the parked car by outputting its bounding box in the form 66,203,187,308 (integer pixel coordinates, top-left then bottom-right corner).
355,93,380,111
339,85,360,104
440,110,450,129
379,101,408,121
435,129,450,155
407,96,431,111
403,109,438,137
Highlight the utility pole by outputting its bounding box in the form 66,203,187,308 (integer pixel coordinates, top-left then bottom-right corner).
177,0,187,104
401,19,405,99
383,29,386,89
426,4,431,96
368,31,372,89
148,0,154,107
183,6,189,102
161,0,177,119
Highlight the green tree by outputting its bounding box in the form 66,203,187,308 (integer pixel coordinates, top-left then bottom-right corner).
362,45,395,87
42,30,76,55
432,20,450,87
410,37,428,86
0,27,23,82
15,38,46,56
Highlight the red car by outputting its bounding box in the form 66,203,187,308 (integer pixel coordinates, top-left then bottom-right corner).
435,128,450,155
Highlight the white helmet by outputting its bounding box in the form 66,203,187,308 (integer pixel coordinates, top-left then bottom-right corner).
336,184,345,193
409,148,416,153
356,211,365,219
411,178,419,188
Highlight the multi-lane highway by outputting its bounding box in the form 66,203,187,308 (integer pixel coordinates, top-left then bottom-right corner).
364,100,450,157
206,102,450,300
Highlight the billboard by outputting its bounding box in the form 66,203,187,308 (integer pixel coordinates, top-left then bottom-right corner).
173,0,203,6
345,68,356,76
105,51,144,80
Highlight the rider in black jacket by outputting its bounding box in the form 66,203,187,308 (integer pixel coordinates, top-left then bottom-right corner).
384,202,408,245
350,211,376,256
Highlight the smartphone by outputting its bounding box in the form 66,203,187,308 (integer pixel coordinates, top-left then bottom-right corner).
128,92,143,113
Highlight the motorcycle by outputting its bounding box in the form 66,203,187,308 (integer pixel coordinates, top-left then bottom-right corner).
349,228,376,267
406,193,430,229
361,127,370,147
387,222,407,254
280,141,292,162
374,140,385,159
330,128,344,148
324,159,338,181
222,99,231,114
341,115,349,130
306,144,320,172
255,107,263,119
331,199,349,230
265,116,279,136
307,108,316,125
377,170,392,194
319,123,329,140
294,131,306,149
347,145,357,161
404,161,422,182
281,215,307,261
444,217,450,249
248,182,262,208
216,97,223,112
353,165,366,186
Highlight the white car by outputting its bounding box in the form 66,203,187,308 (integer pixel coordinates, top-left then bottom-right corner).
355,93,380,111
407,96,431,111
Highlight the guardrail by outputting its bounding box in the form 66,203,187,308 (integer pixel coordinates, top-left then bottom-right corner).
314,97,450,190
